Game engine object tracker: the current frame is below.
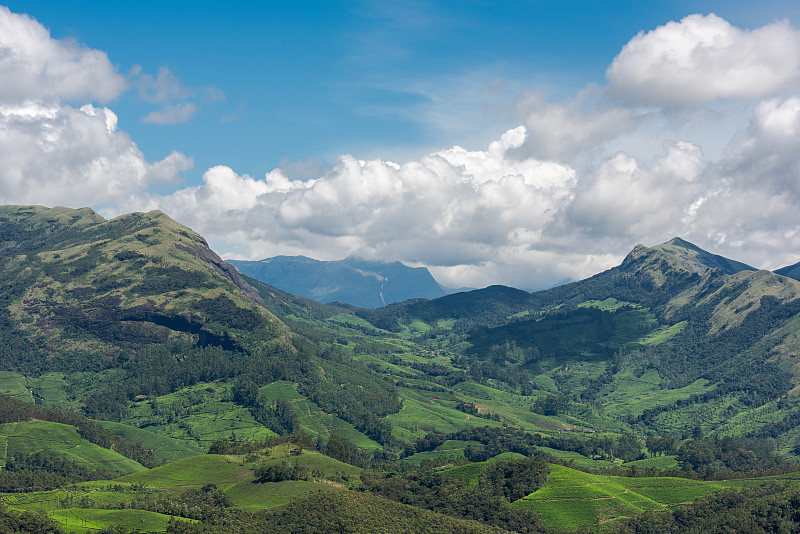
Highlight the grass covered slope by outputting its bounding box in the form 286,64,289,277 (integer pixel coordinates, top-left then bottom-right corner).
515,464,800,531
0,421,144,478
0,205,285,361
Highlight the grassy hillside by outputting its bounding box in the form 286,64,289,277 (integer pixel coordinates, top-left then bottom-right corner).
0,205,285,365
0,421,144,477
515,464,800,531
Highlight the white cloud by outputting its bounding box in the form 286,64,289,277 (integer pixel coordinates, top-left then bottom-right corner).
0,6,126,104
0,7,192,210
142,103,198,125
135,66,189,103
569,141,705,238
133,66,207,125
134,127,585,289
677,96,800,266
512,90,643,160
607,14,800,107
0,103,192,207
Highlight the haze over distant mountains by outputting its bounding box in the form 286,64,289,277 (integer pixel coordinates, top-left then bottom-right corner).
227,256,466,308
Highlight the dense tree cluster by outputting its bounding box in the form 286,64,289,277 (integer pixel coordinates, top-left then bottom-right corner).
360,455,551,533
530,394,570,416
446,426,638,463
254,463,310,483
127,483,232,521
675,436,785,475
0,507,64,534
0,452,109,492
610,483,800,534
207,432,316,456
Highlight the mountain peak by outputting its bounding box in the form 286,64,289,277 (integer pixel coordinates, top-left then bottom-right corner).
664,236,702,251
621,237,755,286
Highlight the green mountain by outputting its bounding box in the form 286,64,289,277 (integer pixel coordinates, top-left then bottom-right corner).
0,205,285,360
5,206,800,532
633,237,756,276
357,237,800,443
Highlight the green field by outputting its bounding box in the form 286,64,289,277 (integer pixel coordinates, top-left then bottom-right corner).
121,382,277,447
2,446,365,531
51,508,193,533
439,461,488,484
100,421,204,464
226,479,340,509
402,440,483,463
0,371,32,402
387,386,504,442
515,464,734,530
258,381,379,449
117,454,243,489
2,482,195,533
0,421,144,476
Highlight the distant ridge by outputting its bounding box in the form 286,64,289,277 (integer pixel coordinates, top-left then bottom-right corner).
227,255,460,308
776,261,800,282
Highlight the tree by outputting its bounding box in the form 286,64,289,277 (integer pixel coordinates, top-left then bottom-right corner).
325,434,353,464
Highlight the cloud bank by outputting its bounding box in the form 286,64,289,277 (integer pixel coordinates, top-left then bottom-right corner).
4,8,800,289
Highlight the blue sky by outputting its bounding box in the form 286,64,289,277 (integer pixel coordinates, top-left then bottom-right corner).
3,1,800,289
7,0,797,177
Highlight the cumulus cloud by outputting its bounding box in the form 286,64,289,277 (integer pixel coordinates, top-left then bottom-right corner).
569,141,705,237
512,90,643,160
0,7,192,209
607,14,800,107
0,103,192,207
677,96,800,265
0,6,126,104
133,127,590,289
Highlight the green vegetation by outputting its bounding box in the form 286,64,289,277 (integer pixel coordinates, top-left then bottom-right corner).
118,455,240,489
518,465,713,530
7,207,800,531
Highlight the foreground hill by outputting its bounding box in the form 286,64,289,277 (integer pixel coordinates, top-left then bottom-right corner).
228,255,452,307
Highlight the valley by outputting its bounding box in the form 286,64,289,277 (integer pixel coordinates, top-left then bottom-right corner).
2,205,800,532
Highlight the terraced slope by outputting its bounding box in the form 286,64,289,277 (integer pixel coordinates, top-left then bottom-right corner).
515,464,800,530
0,420,145,477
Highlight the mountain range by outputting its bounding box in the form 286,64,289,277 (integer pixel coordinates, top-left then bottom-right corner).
227,255,461,308
4,205,800,532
